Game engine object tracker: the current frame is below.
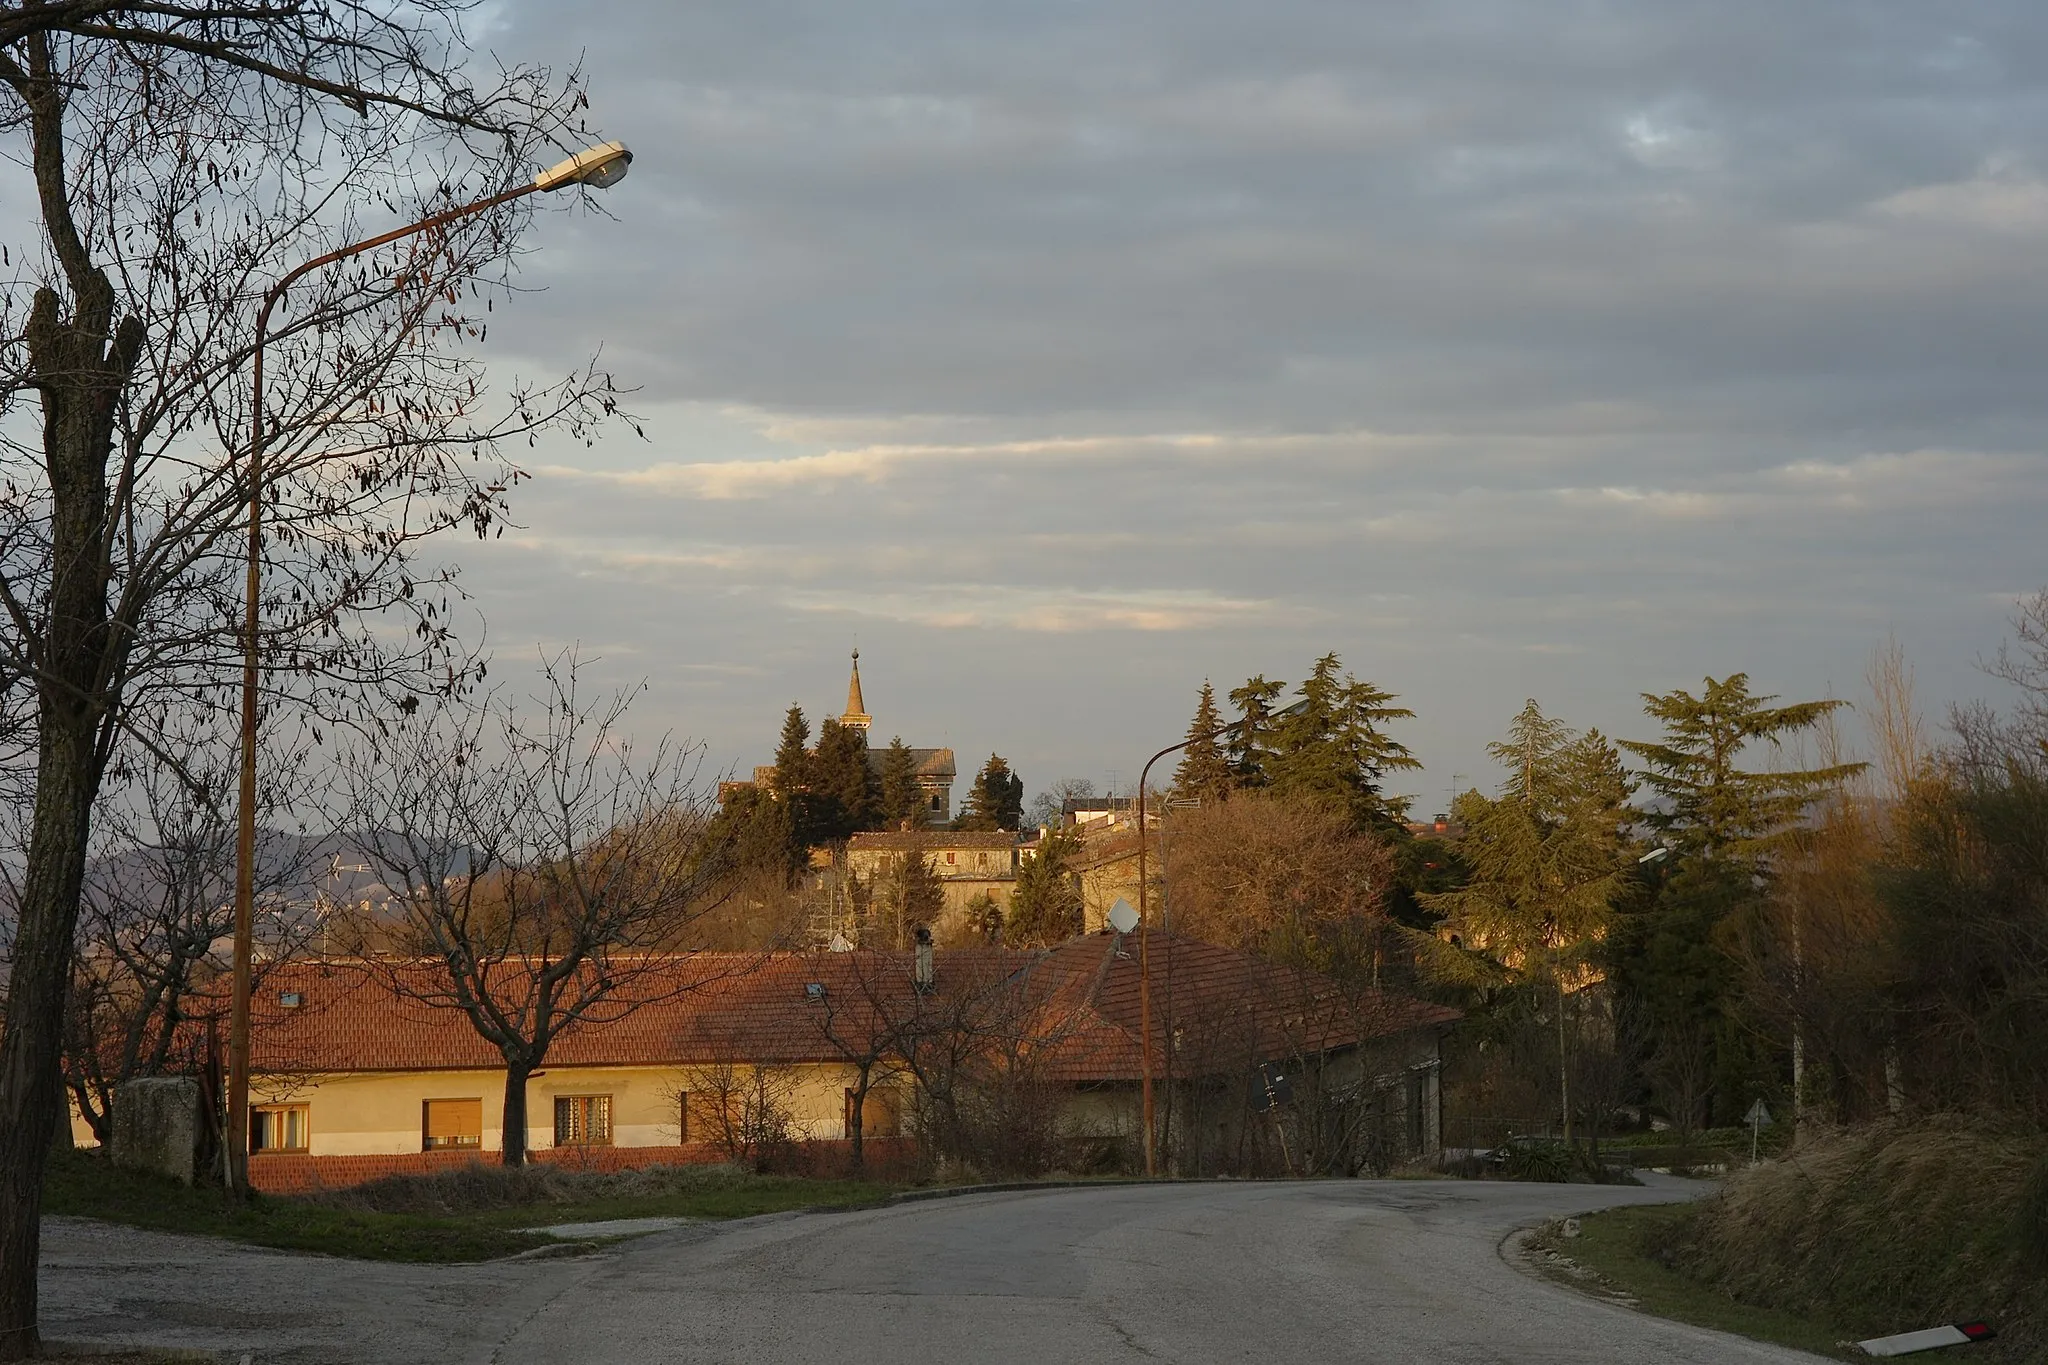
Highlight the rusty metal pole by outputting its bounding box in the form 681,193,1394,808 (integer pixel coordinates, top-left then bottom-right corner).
228,179,552,1195
1136,769,1154,1176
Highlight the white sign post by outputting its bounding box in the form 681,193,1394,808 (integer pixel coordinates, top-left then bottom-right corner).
1744,1099,1772,1163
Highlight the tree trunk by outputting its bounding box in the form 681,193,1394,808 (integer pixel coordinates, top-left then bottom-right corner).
0,56,147,1350
847,1075,866,1175
500,1062,533,1168
0,712,102,1360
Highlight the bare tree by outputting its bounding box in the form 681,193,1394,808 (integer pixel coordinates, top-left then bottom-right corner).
334,654,730,1166
804,951,918,1175
672,1059,799,1172
63,716,321,1144
1162,791,1396,979
0,5,628,1348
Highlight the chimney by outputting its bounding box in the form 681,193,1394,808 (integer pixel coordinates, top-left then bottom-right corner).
914,925,935,993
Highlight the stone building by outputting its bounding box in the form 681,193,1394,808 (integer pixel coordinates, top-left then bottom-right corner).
734,652,958,822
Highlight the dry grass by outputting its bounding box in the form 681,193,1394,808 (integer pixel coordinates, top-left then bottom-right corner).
1664,1118,2048,1362
298,1160,758,1216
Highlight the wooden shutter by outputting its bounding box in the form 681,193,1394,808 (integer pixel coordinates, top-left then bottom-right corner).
425,1099,482,1146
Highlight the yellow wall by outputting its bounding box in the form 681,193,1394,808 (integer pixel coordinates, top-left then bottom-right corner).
245,1062,911,1157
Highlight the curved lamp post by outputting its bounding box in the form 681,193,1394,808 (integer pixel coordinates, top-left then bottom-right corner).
1133,697,1308,1176
227,141,633,1194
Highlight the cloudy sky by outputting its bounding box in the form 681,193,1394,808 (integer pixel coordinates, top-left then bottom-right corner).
454,1,2046,810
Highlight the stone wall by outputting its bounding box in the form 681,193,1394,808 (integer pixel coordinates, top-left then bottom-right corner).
111,1076,204,1185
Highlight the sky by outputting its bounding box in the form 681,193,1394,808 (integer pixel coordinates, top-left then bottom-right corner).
446,1,2047,813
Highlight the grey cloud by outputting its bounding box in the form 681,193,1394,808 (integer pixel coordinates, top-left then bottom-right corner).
439,1,2046,795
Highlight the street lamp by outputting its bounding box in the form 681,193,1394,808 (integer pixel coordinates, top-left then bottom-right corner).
227,140,633,1194
1132,698,1308,1176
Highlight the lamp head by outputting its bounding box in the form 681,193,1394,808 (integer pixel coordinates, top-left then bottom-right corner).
535,140,633,192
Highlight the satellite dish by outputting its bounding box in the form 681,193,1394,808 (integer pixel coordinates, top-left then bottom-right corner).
1108,898,1140,934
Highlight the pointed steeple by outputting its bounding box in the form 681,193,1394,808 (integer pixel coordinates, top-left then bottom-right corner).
840,650,872,733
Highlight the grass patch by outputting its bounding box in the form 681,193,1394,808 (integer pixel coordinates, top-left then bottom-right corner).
43,1146,894,1263
1666,1119,2046,1364
1528,1205,1864,1361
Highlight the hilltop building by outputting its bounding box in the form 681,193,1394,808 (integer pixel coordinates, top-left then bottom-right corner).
731,652,958,821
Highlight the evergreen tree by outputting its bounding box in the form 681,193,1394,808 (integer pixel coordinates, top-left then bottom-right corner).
812,719,874,840
1007,829,1085,947
1411,702,1633,1139
1261,653,1420,830
877,736,924,829
893,849,946,946
1612,675,1864,1126
772,705,812,797
1172,681,1236,802
1621,675,1864,870
706,787,804,886
959,753,1025,831
1225,674,1285,786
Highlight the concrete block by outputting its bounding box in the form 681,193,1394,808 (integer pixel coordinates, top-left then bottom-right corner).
112,1076,204,1185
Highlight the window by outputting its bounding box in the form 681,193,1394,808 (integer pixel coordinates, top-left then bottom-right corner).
845,1086,902,1138
250,1104,309,1154
945,851,957,865
683,1091,734,1144
423,1098,483,1151
929,793,942,812
553,1094,612,1147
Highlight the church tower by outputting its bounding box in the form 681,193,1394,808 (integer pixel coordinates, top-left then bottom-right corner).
839,650,872,734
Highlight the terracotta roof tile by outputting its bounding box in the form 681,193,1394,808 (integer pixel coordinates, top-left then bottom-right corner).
218,935,1456,1084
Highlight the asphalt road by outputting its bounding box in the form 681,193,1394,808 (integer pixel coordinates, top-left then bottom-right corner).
41,1177,1829,1364
496,1177,1825,1365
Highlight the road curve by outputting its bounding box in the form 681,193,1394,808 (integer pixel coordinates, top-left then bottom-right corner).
496,1177,1826,1365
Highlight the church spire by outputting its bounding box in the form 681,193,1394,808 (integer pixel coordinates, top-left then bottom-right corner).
840,649,872,733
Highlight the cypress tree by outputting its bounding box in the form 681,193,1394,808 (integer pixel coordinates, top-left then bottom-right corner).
878,736,923,829
1172,681,1235,802
895,849,945,945
812,719,873,840
772,705,811,797
959,753,1025,831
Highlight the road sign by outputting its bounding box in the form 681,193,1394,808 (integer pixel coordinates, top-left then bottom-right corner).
1744,1099,1772,1127
1856,1321,1996,1356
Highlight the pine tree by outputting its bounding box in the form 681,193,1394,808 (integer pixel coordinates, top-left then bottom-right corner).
877,736,924,829
1007,829,1085,947
1261,653,1420,830
1225,674,1285,786
1172,681,1235,802
894,849,945,946
812,719,873,840
1411,702,1633,1140
1613,675,1866,1125
959,753,1025,831
772,705,811,797
1621,675,1865,869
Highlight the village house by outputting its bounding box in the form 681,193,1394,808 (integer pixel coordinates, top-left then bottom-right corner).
105,932,1455,1191
844,829,1021,935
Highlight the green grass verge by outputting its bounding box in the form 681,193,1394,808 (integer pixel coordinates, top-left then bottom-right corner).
1528,1204,1864,1361
42,1146,894,1263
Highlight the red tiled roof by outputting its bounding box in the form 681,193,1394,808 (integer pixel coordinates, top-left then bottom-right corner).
226,934,1456,1083
847,831,1018,851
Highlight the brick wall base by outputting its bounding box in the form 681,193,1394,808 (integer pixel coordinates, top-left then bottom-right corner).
248,1137,921,1195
